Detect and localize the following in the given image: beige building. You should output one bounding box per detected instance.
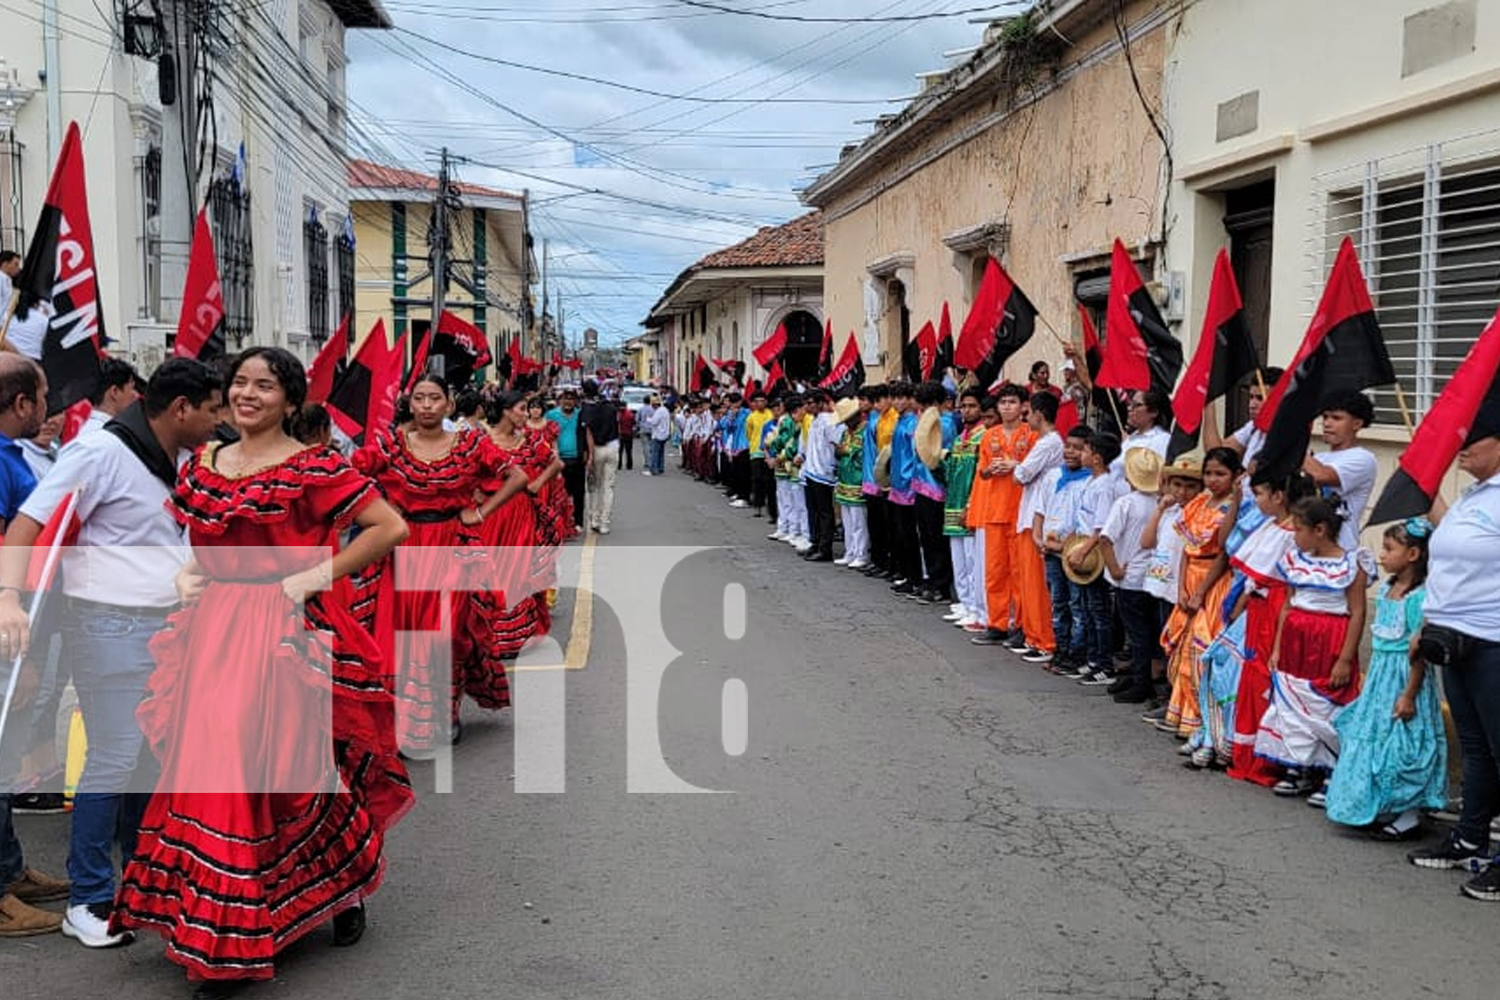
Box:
[1164,0,1500,493]
[802,0,1178,385]
[347,158,534,367]
[644,212,824,390]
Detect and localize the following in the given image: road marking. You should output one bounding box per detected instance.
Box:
[511,531,595,672]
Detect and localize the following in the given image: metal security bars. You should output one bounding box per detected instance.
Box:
[209,175,254,348]
[336,217,355,335]
[305,211,330,344]
[1310,130,1500,425]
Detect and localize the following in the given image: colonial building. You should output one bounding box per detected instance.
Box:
[347,158,534,367]
[0,1,391,369]
[643,210,824,390]
[801,0,1178,384]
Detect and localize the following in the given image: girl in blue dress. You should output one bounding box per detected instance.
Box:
[1325,518,1447,838]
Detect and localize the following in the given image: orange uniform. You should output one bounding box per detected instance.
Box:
[968,423,1037,633]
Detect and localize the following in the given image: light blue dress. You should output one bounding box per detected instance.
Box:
[1325,583,1448,826]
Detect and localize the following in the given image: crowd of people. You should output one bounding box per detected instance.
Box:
[671,363,1500,905]
[0,351,613,997]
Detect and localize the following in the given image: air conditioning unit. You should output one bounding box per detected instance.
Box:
[121,321,174,375]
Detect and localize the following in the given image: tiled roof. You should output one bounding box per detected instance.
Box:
[693,211,823,269]
[347,159,523,202]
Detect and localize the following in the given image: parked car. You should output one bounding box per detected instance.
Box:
[620,385,654,414]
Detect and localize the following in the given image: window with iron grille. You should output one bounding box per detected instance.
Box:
[1312,133,1500,425]
[0,128,22,257]
[336,219,355,334]
[304,210,329,344]
[143,145,162,320]
[208,176,253,347]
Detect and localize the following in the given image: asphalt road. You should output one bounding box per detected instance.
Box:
[6,460,1496,1000]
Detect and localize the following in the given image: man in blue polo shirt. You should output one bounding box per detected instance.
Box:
[546,389,585,530]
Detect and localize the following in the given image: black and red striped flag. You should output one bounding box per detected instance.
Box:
[819,334,866,398]
[935,301,955,378]
[753,323,787,368]
[173,206,225,362]
[1096,239,1182,396]
[815,319,834,384]
[328,320,404,443]
[955,257,1037,390]
[1254,238,1395,484]
[764,359,787,398]
[692,354,715,392]
[1368,305,1500,524]
[12,122,103,415]
[1077,303,1102,379]
[1168,249,1260,460]
[306,315,349,404]
[903,319,939,382]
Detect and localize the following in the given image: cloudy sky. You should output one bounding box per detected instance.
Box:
[346,1,1028,348]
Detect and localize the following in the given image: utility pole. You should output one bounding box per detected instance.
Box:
[157,0,200,327]
[518,187,531,365]
[557,289,564,359]
[41,0,61,162]
[540,237,549,359]
[428,147,452,373]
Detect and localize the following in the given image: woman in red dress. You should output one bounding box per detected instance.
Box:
[353,375,528,752]
[111,348,412,999]
[473,391,568,663]
[526,396,576,539]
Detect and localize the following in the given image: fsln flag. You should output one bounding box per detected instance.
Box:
[955,257,1037,390]
[14,122,104,415]
[1096,239,1183,395]
[753,323,787,368]
[764,359,787,398]
[1077,303,1102,379]
[1367,305,1500,525]
[935,301,955,377]
[819,334,866,398]
[1255,238,1395,483]
[173,207,226,362]
[306,315,349,405]
[693,354,714,392]
[815,319,833,384]
[1168,249,1260,460]
[328,320,402,443]
[903,320,939,383]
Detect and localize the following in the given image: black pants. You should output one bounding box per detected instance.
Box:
[620,435,634,470]
[1117,587,1163,692]
[866,492,890,570]
[751,460,774,513]
[562,458,586,527]
[805,480,836,558]
[915,495,952,597]
[888,500,922,585]
[731,452,752,502]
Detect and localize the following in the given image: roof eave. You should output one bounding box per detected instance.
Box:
[646,265,823,323]
[329,1,394,30]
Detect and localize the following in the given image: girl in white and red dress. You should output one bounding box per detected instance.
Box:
[1256,494,1370,799]
[352,375,528,752]
[111,348,411,999]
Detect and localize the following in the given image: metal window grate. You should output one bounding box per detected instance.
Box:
[1308,129,1500,426]
[208,176,254,348]
[305,213,330,344]
[336,222,355,335]
[0,129,22,255]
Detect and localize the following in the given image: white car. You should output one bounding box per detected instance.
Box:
[620,386,654,414]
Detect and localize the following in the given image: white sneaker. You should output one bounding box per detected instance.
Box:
[62,904,132,948]
[794,539,812,553]
[834,556,850,566]
[642,470,653,476]
[948,603,964,616]
[847,560,869,569]
[942,610,965,622]
[768,531,785,540]
[955,614,979,628]
[729,499,749,508]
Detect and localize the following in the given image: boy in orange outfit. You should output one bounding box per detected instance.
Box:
[1012,391,1065,661]
[968,383,1037,646]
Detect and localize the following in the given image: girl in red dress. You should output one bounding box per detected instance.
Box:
[527,396,576,539]
[111,348,412,999]
[474,391,567,662]
[353,375,528,752]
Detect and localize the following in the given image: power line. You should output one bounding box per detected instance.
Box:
[671,0,1026,22]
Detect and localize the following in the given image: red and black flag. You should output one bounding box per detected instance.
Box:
[764,358,787,398]
[714,358,746,386]
[328,320,404,443]
[306,315,349,405]
[1096,239,1183,395]
[935,301,955,378]
[753,323,787,369]
[1255,238,1395,483]
[1168,249,1261,460]
[692,354,715,392]
[173,206,225,362]
[1368,305,1500,524]
[1077,303,1102,379]
[955,257,1037,390]
[819,334,866,398]
[409,310,493,390]
[815,319,834,384]
[12,121,104,415]
[903,319,939,382]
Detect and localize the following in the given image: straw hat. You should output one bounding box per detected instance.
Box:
[1061,535,1106,586]
[1124,448,1163,493]
[915,407,946,469]
[874,445,892,489]
[1163,453,1204,482]
[833,397,861,425]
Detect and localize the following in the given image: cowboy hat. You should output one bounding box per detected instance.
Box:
[1163,453,1203,482]
[874,445,892,489]
[1124,448,1163,493]
[1061,535,1106,586]
[915,407,946,469]
[833,397,861,425]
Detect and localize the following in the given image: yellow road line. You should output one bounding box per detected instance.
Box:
[511,531,595,672]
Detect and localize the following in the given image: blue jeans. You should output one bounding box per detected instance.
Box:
[1044,554,1081,659]
[1443,636,1500,847]
[648,438,667,474]
[1076,579,1113,668]
[64,603,165,906]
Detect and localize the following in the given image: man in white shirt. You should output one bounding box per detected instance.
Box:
[799,391,842,562]
[0,359,224,948]
[1303,390,1378,554]
[0,251,19,313]
[74,357,142,440]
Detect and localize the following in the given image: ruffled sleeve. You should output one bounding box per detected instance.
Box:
[169,444,376,536]
[350,436,390,477]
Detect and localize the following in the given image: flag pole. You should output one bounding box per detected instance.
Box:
[1036,312,1072,351]
[1393,382,1417,437]
[0,289,18,352]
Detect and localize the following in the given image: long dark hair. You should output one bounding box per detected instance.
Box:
[229,347,306,433]
[485,390,527,425]
[1384,519,1432,588]
[1291,494,1347,542]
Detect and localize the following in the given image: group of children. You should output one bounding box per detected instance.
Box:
[680,376,1452,847]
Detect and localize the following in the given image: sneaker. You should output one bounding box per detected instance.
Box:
[1021,648,1054,664]
[1187,747,1215,769]
[598,526,611,536]
[1066,662,1096,679]
[1307,788,1328,809]
[970,629,1007,646]
[11,792,66,814]
[891,582,916,597]
[1080,669,1115,687]
[912,589,936,606]
[847,560,869,570]
[1105,675,1134,696]
[0,893,62,937]
[61,903,132,948]
[1003,631,1029,652]
[834,556,850,566]
[729,499,749,508]
[1140,705,1168,724]
[1272,774,1316,797]
[1153,718,1183,734]
[794,539,812,553]
[942,610,965,622]
[1460,863,1500,902]
[1409,832,1493,870]
[768,531,785,540]
[641,470,654,476]
[963,621,990,634]
[1176,741,1197,756]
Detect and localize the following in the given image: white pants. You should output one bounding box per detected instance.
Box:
[951,535,982,620]
[775,480,793,535]
[840,504,869,564]
[784,480,809,540]
[587,440,620,530]
[971,529,992,623]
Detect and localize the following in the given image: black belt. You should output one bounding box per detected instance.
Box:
[65,595,178,618]
[406,508,465,524]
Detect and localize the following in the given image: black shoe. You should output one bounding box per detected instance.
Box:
[860,564,882,577]
[970,629,1007,646]
[913,588,936,606]
[12,792,67,814]
[193,981,249,1000]
[890,581,914,595]
[332,904,366,947]
[805,553,834,563]
[1461,863,1500,902]
[1111,684,1154,704]
[1106,675,1135,696]
[1002,631,1028,652]
[1409,832,1493,870]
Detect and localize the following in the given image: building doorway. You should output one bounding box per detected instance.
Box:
[1223,179,1275,428]
[781,310,823,382]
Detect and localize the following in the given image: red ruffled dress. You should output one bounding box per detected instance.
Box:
[112,445,413,984]
[352,428,511,751]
